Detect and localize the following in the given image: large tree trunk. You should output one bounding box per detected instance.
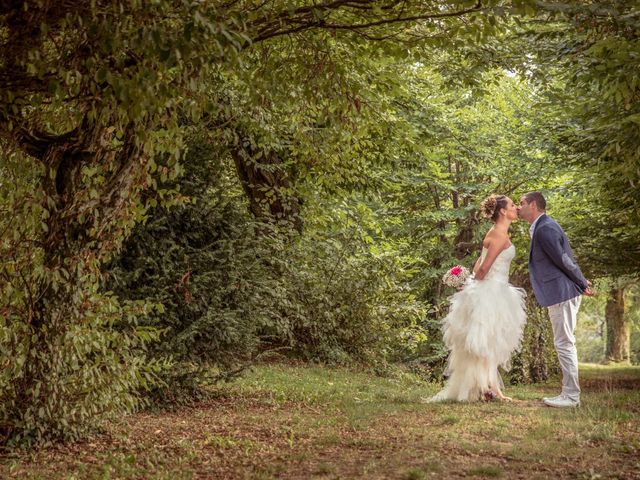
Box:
[1,118,153,445]
[16,122,147,369]
[605,286,630,363]
[22,123,146,320]
[231,132,303,233]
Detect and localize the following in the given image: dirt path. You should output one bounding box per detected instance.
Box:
[2,365,639,479]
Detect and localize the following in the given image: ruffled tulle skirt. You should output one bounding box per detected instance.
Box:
[429,277,527,402]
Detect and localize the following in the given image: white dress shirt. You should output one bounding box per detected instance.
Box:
[529,214,543,238]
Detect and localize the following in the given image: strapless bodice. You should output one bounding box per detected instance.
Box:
[480,244,515,283]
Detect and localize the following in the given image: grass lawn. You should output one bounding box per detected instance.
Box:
[1,362,639,479]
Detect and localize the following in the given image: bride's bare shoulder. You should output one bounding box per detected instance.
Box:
[482,229,510,250]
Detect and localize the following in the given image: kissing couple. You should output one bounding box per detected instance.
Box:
[428,192,594,407]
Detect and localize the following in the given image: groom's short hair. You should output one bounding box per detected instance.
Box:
[524,192,546,211]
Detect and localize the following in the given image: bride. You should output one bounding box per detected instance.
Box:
[429,194,527,402]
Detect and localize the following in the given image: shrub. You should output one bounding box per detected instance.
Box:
[107,137,428,402]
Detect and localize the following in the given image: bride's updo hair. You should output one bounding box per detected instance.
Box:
[480,194,508,222]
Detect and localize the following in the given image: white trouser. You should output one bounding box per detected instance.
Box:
[548,296,582,400]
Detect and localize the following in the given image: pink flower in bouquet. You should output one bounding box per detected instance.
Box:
[442,265,470,288]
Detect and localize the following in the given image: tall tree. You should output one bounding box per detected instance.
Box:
[0,0,520,445]
[605,284,628,363]
[498,1,640,275]
[604,278,639,364]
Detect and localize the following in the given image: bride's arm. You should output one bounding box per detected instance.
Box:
[473,237,509,280]
[472,256,482,275]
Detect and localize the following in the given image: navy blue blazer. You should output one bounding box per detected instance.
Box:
[528,214,588,307]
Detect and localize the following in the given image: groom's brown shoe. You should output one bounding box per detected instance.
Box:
[543,395,580,408]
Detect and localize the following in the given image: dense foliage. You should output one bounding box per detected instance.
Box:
[0,148,162,446]
[106,133,427,400]
[2,1,639,447]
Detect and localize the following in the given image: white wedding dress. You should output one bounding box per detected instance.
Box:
[430,244,527,402]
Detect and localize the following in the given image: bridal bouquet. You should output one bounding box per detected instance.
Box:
[442,265,470,288]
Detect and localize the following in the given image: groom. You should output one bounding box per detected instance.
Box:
[518,192,594,408]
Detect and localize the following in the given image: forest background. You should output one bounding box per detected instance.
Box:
[1,0,639,449]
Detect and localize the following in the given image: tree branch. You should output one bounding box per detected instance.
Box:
[11,127,79,161]
[252,1,483,43]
